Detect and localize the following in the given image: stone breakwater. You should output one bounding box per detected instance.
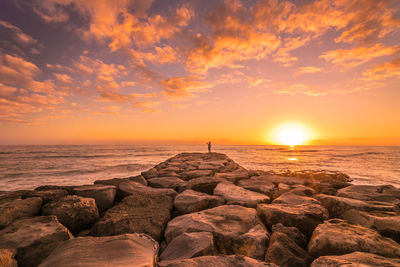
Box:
[0,152,400,267]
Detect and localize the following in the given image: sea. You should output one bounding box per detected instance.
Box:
[0,145,399,191]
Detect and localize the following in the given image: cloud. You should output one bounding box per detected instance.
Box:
[320,44,400,68]
[275,83,327,96]
[54,73,73,84]
[0,20,38,46]
[296,66,323,75]
[159,75,214,98]
[362,58,400,81]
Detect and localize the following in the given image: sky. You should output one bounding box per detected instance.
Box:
[0,0,399,145]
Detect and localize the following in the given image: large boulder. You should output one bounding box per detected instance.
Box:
[337,184,400,202]
[238,176,276,196]
[0,216,73,267]
[117,181,177,200]
[308,219,400,258]
[0,197,42,228]
[89,182,175,241]
[160,232,214,261]
[183,177,226,194]
[158,255,278,267]
[24,189,68,204]
[314,194,370,218]
[174,189,223,214]
[310,252,400,266]
[39,233,158,267]
[148,177,186,192]
[179,170,213,181]
[214,169,250,183]
[266,224,311,267]
[214,182,270,208]
[165,205,269,260]
[272,192,320,206]
[72,184,116,212]
[0,249,17,267]
[257,203,328,237]
[341,209,400,243]
[94,175,148,186]
[41,195,99,234]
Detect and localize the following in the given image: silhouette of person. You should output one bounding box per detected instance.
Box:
[207,141,211,152]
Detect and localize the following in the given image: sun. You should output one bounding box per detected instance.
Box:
[271,123,311,146]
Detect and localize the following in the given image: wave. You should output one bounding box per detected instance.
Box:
[335,152,384,158]
[280,149,319,153]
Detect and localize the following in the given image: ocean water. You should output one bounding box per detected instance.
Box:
[0,145,399,191]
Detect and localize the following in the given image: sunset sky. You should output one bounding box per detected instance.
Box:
[0,0,399,145]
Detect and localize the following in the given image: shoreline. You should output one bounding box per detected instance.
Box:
[1,152,400,266]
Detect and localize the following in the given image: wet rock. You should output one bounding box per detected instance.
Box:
[257,203,328,237]
[39,233,158,267]
[160,232,214,261]
[0,191,27,205]
[148,177,186,191]
[179,170,213,181]
[35,185,75,194]
[341,209,400,243]
[24,189,68,204]
[310,252,400,267]
[0,197,42,228]
[89,182,175,241]
[214,182,270,208]
[72,184,116,212]
[266,224,311,267]
[272,192,321,206]
[0,216,73,267]
[214,169,250,183]
[337,184,400,202]
[313,180,352,195]
[117,181,177,200]
[158,255,278,267]
[287,184,317,196]
[0,249,17,267]
[238,176,276,196]
[314,194,370,218]
[41,195,99,234]
[308,219,400,258]
[174,189,223,214]
[94,175,148,186]
[165,205,268,260]
[183,177,226,194]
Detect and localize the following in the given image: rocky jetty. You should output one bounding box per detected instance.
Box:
[0,152,399,266]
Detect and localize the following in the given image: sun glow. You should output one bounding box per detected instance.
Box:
[271,123,312,146]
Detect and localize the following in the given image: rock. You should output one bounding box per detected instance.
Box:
[39,233,158,267]
[24,189,68,204]
[158,255,278,267]
[41,195,99,234]
[183,177,226,194]
[341,209,400,243]
[337,184,400,202]
[89,182,175,241]
[0,249,17,267]
[0,216,73,267]
[310,252,400,267]
[266,225,311,267]
[238,176,276,196]
[174,189,223,214]
[164,205,268,260]
[287,184,317,196]
[148,177,186,191]
[0,191,27,205]
[0,197,42,228]
[72,184,116,212]
[35,185,75,194]
[160,232,214,261]
[308,219,400,258]
[271,223,307,248]
[257,203,328,237]
[272,192,321,206]
[94,175,148,186]
[214,182,270,208]
[313,180,352,195]
[314,194,370,218]
[179,170,213,181]
[117,181,177,200]
[214,169,250,183]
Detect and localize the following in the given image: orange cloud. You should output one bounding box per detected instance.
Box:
[0,20,38,46]
[159,75,214,98]
[296,66,323,75]
[362,58,400,81]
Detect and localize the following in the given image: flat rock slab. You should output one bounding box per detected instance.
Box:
[158,255,278,267]
[0,216,73,267]
[0,197,42,228]
[89,182,175,241]
[160,232,214,261]
[24,189,68,204]
[174,189,223,214]
[257,203,328,237]
[238,176,276,196]
[0,249,17,267]
[337,184,400,202]
[272,192,320,206]
[308,219,400,258]
[165,205,269,260]
[118,181,177,200]
[314,193,370,218]
[39,233,158,267]
[183,177,226,194]
[94,175,148,186]
[179,170,213,181]
[311,252,400,267]
[72,184,116,212]
[42,195,99,234]
[148,177,186,192]
[214,182,270,208]
[214,169,250,183]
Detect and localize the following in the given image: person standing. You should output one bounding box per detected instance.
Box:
[207,141,211,152]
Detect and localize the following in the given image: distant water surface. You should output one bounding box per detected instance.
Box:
[0,145,399,191]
